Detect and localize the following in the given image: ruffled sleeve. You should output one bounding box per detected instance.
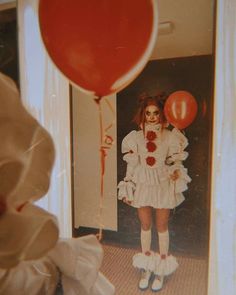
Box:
[118,131,139,202]
[166,128,191,193]
[167,128,189,163]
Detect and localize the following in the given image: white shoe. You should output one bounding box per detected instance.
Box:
[151,275,164,292]
[138,270,152,290]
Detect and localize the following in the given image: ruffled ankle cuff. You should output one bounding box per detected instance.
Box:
[132,252,178,276]
[153,253,178,276]
[132,251,156,271]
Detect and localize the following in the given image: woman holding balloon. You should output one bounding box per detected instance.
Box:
[118,92,192,291]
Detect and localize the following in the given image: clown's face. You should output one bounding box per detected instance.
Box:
[145,105,160,125]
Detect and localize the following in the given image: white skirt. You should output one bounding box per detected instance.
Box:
[118,164,190,209]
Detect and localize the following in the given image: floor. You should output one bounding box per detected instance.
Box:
[100,244,208,295]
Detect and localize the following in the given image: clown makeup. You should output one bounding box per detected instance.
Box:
[145,105,160,125]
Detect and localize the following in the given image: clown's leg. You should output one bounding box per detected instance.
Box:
[138,229,152,290]
[152,209,170,292]
[136,207,153,290]
[152,230,169,291]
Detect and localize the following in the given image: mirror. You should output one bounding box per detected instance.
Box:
[72,1,215,294]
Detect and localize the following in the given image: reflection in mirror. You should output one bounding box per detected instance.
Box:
[72,1,215,294]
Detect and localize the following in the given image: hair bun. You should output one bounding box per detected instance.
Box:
[137,91,168,108]
[155,92,168,107]
[138,92,150,105]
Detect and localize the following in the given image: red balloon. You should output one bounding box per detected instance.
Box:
[164,91,198,129]
[38,0,158,97]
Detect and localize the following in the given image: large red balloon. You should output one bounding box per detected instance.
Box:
[38,0,158,97]
[164,91,198,129]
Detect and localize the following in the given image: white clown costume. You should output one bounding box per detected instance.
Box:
[0,72,115,295]
[118,123,191,279]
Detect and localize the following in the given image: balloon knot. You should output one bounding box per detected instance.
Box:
[94,97,102,104]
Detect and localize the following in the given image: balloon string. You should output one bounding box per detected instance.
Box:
[94,96,115,241]
[97,97,104,242]
[104,97,115,133]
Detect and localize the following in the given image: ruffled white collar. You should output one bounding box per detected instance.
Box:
[145,123,162,133]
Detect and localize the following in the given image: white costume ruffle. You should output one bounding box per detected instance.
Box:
[0,204,59,269]
[152,253,178,276]
[0,72,115,295]
[0,72,58,269]
[132,251,156,271]
[48,235,115,295]
[117,180,135,202]
[133,252,178,276]
[118,126,191,209]
[0,257,59,295]
[0,235,115,295]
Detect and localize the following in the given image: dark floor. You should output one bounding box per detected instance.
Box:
[74,201,209,258]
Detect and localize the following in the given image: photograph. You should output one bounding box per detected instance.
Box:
[0,0,235,294]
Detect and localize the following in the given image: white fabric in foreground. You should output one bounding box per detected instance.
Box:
[49,235,115,295]
[0,235,115,295]
[0,72,55,206]
[0,72,115,294]
[0,257,59,295]
[0,72,58,268]
[0,204,58,269]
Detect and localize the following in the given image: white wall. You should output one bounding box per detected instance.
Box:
[208,0,236,294]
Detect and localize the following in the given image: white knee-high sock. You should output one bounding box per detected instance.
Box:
[158,230,169,257]
[141,229,151,253]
